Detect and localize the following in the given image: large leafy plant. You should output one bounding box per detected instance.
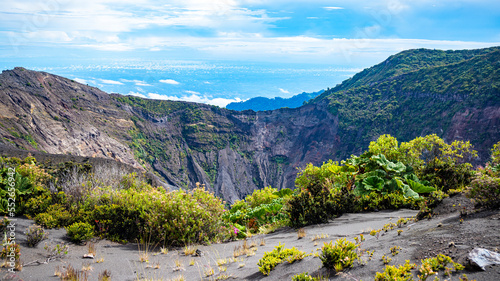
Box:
[0,168,35,214]
[224,187,292,233]
[348,153,435,199]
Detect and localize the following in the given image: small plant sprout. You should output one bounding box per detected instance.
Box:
[298,228,306,239]
[54,266,62,277]
[370,229,381,239]
[390,246,401,256]
[216,258,228,266]
[154,261,160,269]
[98,269,112,281]
[249,240,258,248]
[259,238,266,246]
[189,258,195,266]
[382,255,392,264]
[87,241,96,257]
[81,262,93,272]
[238,260,246,268]
[168,275,186,281]
[160,247,169,255]
[183,244,197,256]
[173,258,184,271]
[218,265,227,272]
[397,230,403,236]
[204,265,215,277]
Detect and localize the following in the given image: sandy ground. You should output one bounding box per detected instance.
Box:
[2,194,499,281]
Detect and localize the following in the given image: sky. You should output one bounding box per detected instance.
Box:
[1,0,499,106]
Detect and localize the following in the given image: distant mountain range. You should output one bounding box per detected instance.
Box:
[0,47,499,202]
[226,90,324,111]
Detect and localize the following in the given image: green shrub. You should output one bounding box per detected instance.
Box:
[245,186,279,208]
[420,158,473,193]
[374,260,416,281]
[287,174,337,227]
[292,272,321,281]
[81,183,230,245]
[25,225,48,247]
[257,243,308,275]
[87,203,143,241]
[419,254,464,281]
[33,213,58,228]
[33,204,71,228]
[319,238,358,272]
[23,189,52,217]
[467,170,500,209]
[354,191,421,212]
[66,222,94,243]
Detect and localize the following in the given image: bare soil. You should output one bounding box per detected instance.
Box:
[2,194,499,281]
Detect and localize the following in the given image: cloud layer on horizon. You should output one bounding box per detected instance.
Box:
[1,0,499,64]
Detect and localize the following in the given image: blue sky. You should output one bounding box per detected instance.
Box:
[1,0,500,106]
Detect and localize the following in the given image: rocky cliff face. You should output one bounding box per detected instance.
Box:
[1,46,499,203]
[0,67,341,202]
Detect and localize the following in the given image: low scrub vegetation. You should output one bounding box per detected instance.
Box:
[0,134,494,254]
[257,243,308,275]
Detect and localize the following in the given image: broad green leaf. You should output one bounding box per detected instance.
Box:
[404,174,420,183]
[372,154,406,173]
[407,179,436,194]
[362,176,385,191]
[402,185,420,199]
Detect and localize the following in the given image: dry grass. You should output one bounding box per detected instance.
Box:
[81,263,93,272]
[311,233,329,241]
[168,276,185,281]
[216,258,228,266]
[60,264,89,281]
[218,265,227,272]
[160,247,169,255]
[204,265,215,277]
[297,228,306,239]
[173,258,184,272]
[54,266,62,277]
[98,269,111,281]
[238,258,246,268]
[183,245,197,256]
[233,240,258,258]
[87,242,96,256]
[259,238,266,246]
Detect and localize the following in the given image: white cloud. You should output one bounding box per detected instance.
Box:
[73,78,87,84]
[160,79,180,85]
[128,91,148,98]
[324,7,344,10]
[120,79,151,86]
[279,88,290,94]
[147,92,244,107]
[99,78,124,85]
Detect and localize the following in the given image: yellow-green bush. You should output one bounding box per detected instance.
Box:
[374,260,416,281]
[79,182,230,245]
[319,238,358,272]
[257,243,308,275]
[66,222,94,243]
[33,204,71,228]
